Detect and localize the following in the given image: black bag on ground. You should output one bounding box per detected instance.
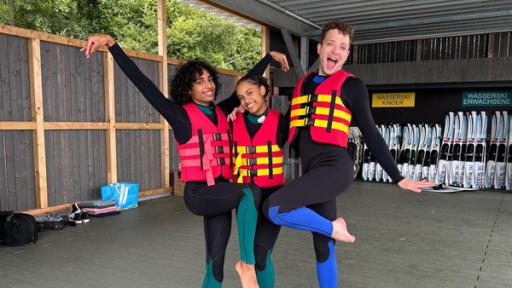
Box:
[0,212,39,246]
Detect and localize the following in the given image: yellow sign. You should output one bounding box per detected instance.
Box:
[372,92,415,108]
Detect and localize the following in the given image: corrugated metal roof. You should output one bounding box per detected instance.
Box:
[264,0,512,43]
[178,0,262,31]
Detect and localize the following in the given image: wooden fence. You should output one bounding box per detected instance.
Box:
[0,24,243,214]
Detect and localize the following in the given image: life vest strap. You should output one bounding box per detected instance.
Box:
[236,167,284,183]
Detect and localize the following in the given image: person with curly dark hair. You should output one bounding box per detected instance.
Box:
[170,60,221,105]
[82,34,289,288]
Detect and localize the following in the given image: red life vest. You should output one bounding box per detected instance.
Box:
[232,109,285,188]
[288,69,353,148]
[177,103,232,186]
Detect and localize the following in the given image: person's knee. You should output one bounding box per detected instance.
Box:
[313,236,334,263]
[267,205,282,225]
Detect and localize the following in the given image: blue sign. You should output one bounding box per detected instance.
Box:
[462,91,511,107]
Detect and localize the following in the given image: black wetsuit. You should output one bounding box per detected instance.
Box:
[109,43,273,286]
[263,73,404,288]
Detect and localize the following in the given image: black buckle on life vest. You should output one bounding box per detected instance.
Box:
[248,158,257,165]
[246,146,256,154]
[304,117,314,126]
[305,106,316,116]
[214,133,223,141]
[218,158,225,165]
[249,169,258,177]
[307,94,319,103]
[216,146,224,153]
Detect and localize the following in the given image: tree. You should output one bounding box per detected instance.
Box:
[0,0,261,71]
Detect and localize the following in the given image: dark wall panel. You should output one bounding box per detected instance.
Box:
[369,88,511,125]
[116,130,161,191]
[45,130,106,206]
[0,35,31,121]
[115,58,160,123]
[41,42,105,122]
[0,131,35,211]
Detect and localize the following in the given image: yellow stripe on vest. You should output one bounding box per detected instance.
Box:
[236,167,284,183]
[291,106,351,122]
[233,145,282,174]
[290,119,349,132]
[235,144,281,154]
[291,94,344,106]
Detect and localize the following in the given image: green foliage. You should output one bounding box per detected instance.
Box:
[0,0,261,71]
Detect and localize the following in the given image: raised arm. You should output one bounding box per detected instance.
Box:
[218,51,290,115]
[342,78,434,192]
[82,35,192,143]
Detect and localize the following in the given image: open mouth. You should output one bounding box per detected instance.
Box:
[326,56,338,69]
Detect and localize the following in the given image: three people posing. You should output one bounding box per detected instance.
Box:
[82,19,433,288]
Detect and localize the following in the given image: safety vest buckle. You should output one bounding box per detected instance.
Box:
[247,146,256,154]
[249,169,258,177]
[306,106,316,116]
[248,158,257,165]
[214,133,223,141]
[216,146,224,153]
[307,94,318,103]
[304,118,314,126]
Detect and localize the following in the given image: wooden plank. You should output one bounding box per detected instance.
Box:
[138,187,171,198]
[24,186,170,215]
[44,122,109,130]
[216,67,244,77]
[28,38,48,209]
[0,121,36,130]
[104,53,117,183]
[114,123,164,130]
[261,25,270,79]
[158,0,170,188]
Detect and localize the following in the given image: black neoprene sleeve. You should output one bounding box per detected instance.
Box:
[342,77,404,183]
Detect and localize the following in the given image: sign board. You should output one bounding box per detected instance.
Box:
[372,92,415,108]
[462,91,511,107]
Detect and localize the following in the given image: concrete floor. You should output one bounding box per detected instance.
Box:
[1,182,511,288]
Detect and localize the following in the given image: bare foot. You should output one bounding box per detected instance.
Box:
[235,260,259,288]
[331,217,356,243]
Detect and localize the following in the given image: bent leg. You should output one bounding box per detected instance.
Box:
[263,164,353,238]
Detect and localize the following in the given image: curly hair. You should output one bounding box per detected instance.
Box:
[170,60,220,105]
[236,74,270,98]
[320,21,354,44]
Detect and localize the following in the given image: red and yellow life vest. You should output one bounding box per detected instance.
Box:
[177,103,232,186]
[288,69,353,148]
[232,109,285,188]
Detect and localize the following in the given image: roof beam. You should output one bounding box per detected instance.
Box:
[281,29,305,77]
[205,0,317,34]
